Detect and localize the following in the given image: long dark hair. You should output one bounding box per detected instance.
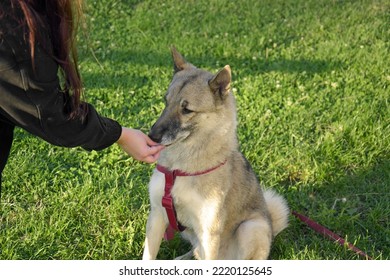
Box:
[10,0,87,119]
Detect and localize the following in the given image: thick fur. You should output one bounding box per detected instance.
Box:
[142,47,289,260]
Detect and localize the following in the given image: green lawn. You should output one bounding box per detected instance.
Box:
[1,0,389,260]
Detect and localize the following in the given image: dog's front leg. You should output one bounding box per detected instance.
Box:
[196,232,221,260]
[193,202,223,260]
[142,208,167,260]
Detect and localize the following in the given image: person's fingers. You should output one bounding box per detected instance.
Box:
[117,127,165,163]
[143,155,158,164]
[141,145,164,163]
[142,150,163,163]
[149,144,165,154]
[144,133,160,146]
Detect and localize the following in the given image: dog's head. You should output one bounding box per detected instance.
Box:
[149,47,236,148]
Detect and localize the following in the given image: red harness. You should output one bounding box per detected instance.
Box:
[156,160,227,240]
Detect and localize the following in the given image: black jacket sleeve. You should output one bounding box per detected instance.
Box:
[0,8,122,151]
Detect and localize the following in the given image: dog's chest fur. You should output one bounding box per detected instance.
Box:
[148,169,223,235]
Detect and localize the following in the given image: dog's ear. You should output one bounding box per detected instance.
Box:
[171,46,194,73]
[209,65,231,99]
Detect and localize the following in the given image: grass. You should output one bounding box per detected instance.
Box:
[1,0,389,260]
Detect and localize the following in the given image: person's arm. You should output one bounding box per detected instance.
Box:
[0,21,163,162]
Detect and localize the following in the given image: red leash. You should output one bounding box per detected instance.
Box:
[156,160,227,240]
[292,211,372,259]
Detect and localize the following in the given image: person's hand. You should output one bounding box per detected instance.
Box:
[116,127,165,163]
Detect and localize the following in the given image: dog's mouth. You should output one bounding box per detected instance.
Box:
[160,142,173,147]
[161,133,190,147]
[150,130,191,148]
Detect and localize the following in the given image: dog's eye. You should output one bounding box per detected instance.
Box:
[182,107,194,115]
[181,100,194,115]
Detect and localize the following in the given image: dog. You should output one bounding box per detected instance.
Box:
[142,47,289,260]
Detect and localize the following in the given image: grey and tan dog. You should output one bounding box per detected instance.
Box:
[142,48,289,260]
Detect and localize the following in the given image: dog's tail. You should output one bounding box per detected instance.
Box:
[263,189,289,237]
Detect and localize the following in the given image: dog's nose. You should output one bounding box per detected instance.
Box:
[148,133,161,143]
[148,126,162,143]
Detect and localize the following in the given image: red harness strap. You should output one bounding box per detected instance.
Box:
[156,160,227,240]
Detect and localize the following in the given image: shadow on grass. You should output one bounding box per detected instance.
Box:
[274,158,390,260]
[81,48,344,88]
